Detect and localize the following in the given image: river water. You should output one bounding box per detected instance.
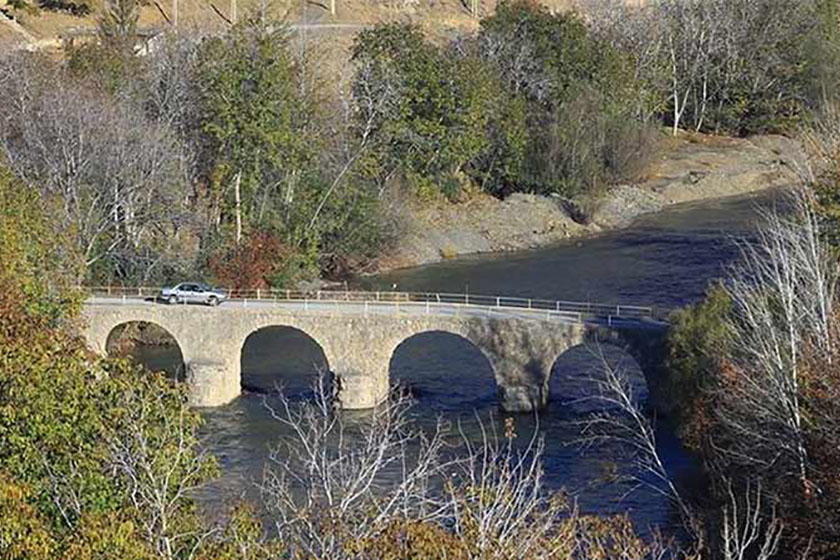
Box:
[129,189,784,535]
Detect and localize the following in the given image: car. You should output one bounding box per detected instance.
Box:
[160,283,227,306]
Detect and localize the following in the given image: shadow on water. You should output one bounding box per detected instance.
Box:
[238,326,328,398]
[106,321,185,381]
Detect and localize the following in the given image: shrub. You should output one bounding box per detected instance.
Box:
[207,231,297,291]
[475,0,657,197]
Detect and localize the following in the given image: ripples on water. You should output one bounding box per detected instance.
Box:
[128,190,786,536]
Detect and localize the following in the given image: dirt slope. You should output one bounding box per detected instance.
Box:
[383,133,807,271]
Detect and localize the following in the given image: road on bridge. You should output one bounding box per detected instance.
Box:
[85,295,667,330]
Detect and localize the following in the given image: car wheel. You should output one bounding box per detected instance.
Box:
[168,295,177,305]
[208,296,219,307]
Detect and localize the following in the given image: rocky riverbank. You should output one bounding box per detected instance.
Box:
[380,133,806,271]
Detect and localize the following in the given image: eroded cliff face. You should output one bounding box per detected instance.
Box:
[382,133,806,271]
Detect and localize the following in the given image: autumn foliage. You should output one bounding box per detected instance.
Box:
[208,231,293,292]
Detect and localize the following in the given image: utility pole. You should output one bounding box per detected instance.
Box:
[230,0,237,24]
[172,0,178,27]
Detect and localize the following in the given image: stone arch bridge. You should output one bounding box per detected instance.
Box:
[81,292,667,412]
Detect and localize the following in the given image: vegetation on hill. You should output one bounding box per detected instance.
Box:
[662,113,840,556]
[0,168,217,558]
[2,0,838,287]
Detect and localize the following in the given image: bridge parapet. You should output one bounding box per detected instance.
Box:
[82,287,662,326]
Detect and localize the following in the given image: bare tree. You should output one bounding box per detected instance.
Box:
[573,343,701,544]
[259,375,452,559]
[447,416,573,559]
[581,0,827,134]
[718,191,838,494]
[107,388,217,560]
[0,54,190,281]
[305,58,400,233]
[579,0,668,123]
[720,480,783,560]
[257,371,680,559]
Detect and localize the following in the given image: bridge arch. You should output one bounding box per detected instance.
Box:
[389,330,499,411]
[546,326,668,413]
[105,321,185,381]
[239,325,330,397]
[549,341,648,414]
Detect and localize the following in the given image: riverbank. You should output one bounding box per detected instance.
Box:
[379,133,806,271]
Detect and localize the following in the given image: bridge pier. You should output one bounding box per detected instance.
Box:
[186,360,239,407]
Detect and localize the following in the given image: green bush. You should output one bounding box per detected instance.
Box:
[664,284,732,431]
[351,23,491,197]
[477,1,658,197]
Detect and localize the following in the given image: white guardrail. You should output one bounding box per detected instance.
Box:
[82,287,664,327]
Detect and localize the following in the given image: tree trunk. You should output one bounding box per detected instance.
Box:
[234,171,242,245]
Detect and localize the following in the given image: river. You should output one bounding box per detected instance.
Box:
[129,188,785,536]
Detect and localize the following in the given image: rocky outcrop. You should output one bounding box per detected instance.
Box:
[383,133,806,270]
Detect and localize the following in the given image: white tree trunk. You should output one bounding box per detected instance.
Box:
[234,171,242,245]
